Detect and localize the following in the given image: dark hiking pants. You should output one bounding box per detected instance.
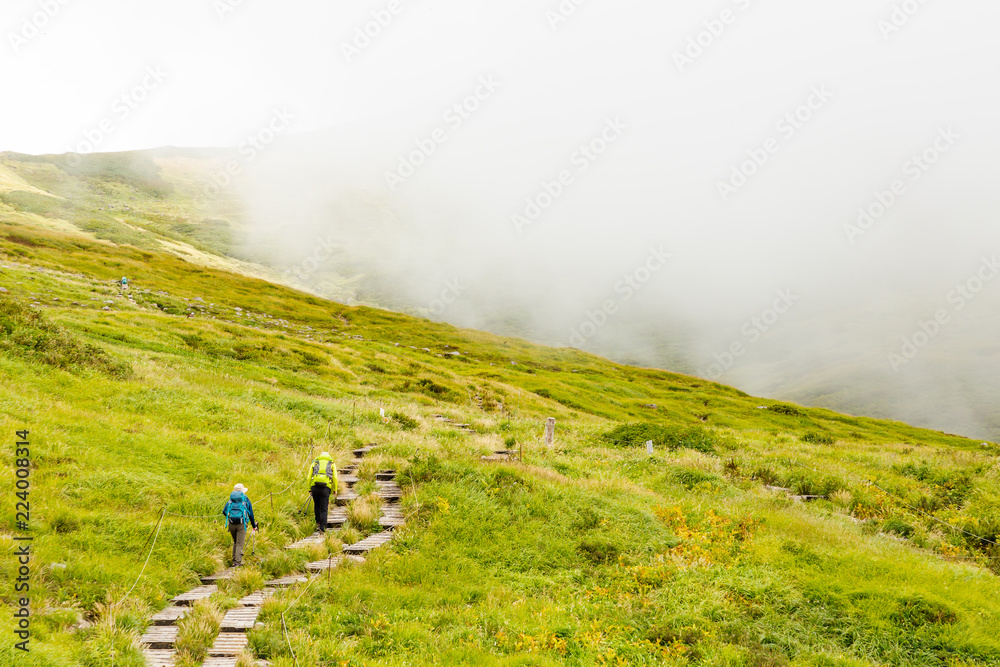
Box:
[311,483,332,532]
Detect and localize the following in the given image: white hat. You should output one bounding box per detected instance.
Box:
[234,483,249,494]
[321,451,330,458]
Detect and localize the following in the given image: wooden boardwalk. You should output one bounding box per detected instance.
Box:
[239,588,276,606]
[171,584,217,605]
[207,631,249,656]
[149,606,189,626]
[139,625,178,649]
[143,649,176,667]
[200,567,237,584]
[343,530,396,555]
[142,442,410,666]
[220,606,261,631]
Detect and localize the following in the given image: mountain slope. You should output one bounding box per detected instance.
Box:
[0,221,998,666]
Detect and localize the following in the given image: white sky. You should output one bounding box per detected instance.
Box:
[5,0,1000,436]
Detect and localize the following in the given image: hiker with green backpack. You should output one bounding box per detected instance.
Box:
[222,483,258,568]
[308,451,338,533]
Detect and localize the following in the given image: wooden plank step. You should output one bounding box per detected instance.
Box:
[220,606,261,631]
[150,606,189,626]
[340,475,359,486]
[352,446,376,458]
[286,532,326,549]
[140,625,179,648]
[208,632,249,656]
[265,574,308,587]
[304,554,366,572]
[143,648,176,666]
[343,531,395,555]
[239,588,277,606]
[200,567,237,584]
[171,585,217,606]
[375,470,396,481]
[335,490,358,505]
[202,658,238,667]
[379,516,406,528]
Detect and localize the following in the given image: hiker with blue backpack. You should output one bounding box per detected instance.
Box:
[222,483,258,567]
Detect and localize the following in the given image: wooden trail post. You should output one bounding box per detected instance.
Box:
[544,418,556,447]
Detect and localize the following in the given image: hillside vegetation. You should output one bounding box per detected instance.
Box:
[0,221,999,666]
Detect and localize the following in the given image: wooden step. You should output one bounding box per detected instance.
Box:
[340,475,359,486]
[149,606,189,626]
[140,625,179,649]
[343,531,395,555]
[202,658,238,667]
[352,446,377,458]
[265,574,308,587]
[335,490,358,505]
[375,470,396,481]
[143,648,176,666]
[171,584,217,606]
[304,554,364,571]
[208,632,249,656]
[378,516,406,528]
[220,606,261,631]
[200,567,237,584]
[239,588,276,606]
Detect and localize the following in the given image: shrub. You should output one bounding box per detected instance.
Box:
[802,432,835,445]
[391,411,418,430]
[600,422,716,454]
[882,517,915,538]
[891,594,957,627]
[0,295,133,378]
[768,403,804,417]
[578,537,620,564]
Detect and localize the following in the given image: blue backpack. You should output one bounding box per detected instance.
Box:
[225,491,248,525]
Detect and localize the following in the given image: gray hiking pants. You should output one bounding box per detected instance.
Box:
[229,521,246,566]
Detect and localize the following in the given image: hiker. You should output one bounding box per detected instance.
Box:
[119,276,129,291]
[308,451,338,533]
[222,483,257,567]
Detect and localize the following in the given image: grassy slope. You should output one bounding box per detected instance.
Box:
[0,222,997,666]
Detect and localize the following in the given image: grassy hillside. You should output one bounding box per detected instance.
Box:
[0,221,999,666]
[3,148,999,445]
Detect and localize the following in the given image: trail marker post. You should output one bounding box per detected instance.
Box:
[544,418,556,447]
[646,440,654,455]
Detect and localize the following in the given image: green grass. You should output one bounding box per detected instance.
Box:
[0,222,998,665]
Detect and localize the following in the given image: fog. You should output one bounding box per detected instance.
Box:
[7,0,1000,438]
